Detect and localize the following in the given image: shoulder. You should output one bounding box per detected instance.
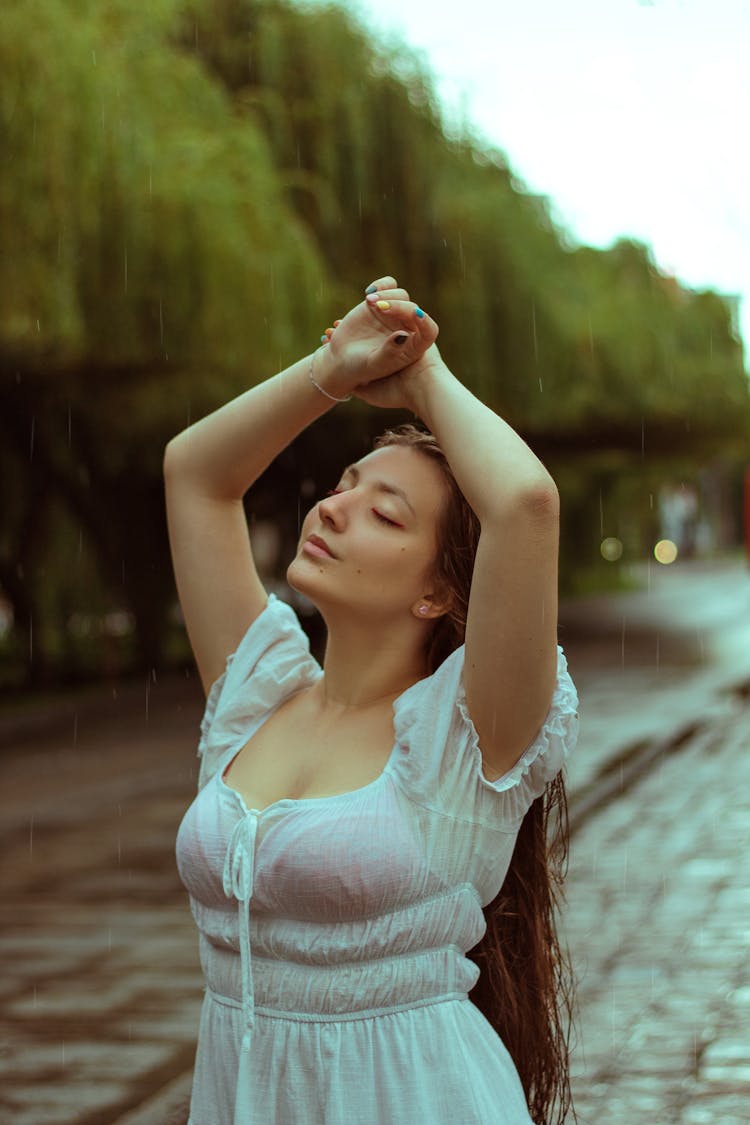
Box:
[196,594,322,787]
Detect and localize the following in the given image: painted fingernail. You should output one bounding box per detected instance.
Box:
[365,284,377,294]
[415,307,425,318]
[394,333,409,345]
[320,334,328,343]
[366,292,379,303]
[376,300,391,311]
[333,319,341,327]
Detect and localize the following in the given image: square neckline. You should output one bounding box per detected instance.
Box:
[217,674,427,817]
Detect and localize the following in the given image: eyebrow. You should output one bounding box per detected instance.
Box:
[340,464,417,518]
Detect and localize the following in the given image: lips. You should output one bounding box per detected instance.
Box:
[305,534,336,559]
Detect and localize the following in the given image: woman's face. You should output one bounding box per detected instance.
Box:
[287,445,447,621]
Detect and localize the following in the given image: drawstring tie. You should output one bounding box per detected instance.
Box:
[222,812,258,1053]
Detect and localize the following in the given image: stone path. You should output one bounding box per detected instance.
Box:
[561,693,750,1124]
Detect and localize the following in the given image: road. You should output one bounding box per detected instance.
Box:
[0,556,748,1123]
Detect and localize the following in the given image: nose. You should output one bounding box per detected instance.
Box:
[317,491,347,529]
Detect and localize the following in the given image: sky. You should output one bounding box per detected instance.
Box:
[342,0,750,354]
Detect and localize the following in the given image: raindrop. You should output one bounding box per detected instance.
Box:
[531,301,539,367]
[620,616,626,669]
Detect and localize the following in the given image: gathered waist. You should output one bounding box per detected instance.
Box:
[201,940,480,1018]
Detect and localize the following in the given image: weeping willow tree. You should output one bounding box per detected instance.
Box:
[0,0,327,686]
[1,0,747,688]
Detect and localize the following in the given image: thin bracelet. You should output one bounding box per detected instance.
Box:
[309,347,352,403]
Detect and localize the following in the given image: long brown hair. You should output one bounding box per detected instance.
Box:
[374,423,578,1125]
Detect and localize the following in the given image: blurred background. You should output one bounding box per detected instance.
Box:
[1,1,749,1122]
[1,0,748,690]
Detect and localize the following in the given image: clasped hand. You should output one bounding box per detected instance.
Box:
[316,275,441,411]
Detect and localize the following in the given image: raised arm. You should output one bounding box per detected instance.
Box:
[354,279,560,780]
[408,355,559,780]
[163,286,435,696]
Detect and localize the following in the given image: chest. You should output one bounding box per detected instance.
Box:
[222,691,398,812]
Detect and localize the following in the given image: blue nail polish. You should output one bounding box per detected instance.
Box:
[415,307,425,318]
[365,284,377,295]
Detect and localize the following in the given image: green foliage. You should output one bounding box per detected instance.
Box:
[0,0,748,690]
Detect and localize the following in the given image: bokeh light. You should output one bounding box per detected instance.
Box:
[600,537,623,562]
[654,539,678,565]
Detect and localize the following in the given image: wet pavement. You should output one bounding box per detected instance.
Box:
[1,556,749,1124]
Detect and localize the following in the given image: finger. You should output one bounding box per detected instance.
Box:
[365,287,410,305]
[389,330,414,351]
[365,275,398,294]
[365,298,438,340]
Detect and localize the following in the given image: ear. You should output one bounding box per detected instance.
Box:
[411,592,453,622]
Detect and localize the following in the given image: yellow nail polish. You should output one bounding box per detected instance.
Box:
[376,300,391,311]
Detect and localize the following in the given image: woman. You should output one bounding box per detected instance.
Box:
[165,276,580,1124]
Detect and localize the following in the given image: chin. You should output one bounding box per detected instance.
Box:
[286,557,350,617]
[286,555,326,599]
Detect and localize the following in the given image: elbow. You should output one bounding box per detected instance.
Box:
[163,437,187,480]
[518,476,560,523]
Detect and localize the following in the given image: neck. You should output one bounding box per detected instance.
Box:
[311,608,429,714]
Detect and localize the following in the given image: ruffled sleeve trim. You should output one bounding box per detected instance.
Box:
[198,650,237,759]
[457,644,580,820]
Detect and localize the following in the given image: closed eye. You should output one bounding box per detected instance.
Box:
[372,509,402,527]
[325,489,402,528]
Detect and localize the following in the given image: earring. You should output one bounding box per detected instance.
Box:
[418,605,429,616]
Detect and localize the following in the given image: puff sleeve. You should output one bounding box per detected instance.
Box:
[195,594,322,791]
[393,642,579,827]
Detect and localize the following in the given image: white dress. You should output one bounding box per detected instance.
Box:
[175,595,579,1124]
